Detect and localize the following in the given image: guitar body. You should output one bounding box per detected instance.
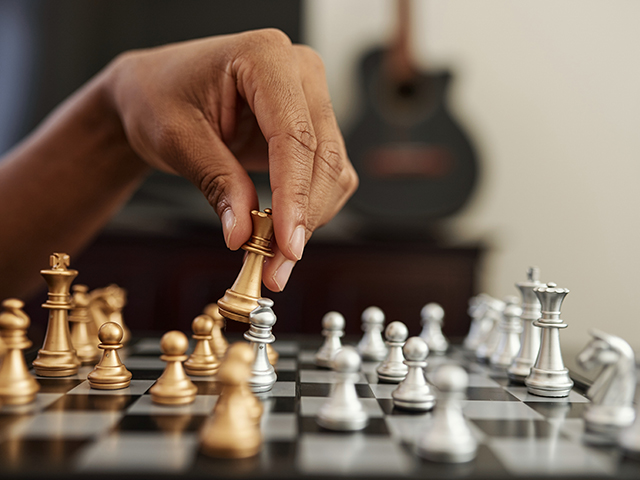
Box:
[345,48,479,223]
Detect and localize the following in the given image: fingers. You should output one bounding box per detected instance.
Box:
[231,29,316,264]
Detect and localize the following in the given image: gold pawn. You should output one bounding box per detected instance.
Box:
[69,285,100,364]
[0,299,40,405]
[199,342,262,458]
[184,315,220,376]
[222,343,263,425]
[150,331,197,405]
[32,253,80,377]
[88,322,132,389]
[204,304,229,360]
[217,209,275,323]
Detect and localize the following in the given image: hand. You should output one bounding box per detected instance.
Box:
[104,29,358,291]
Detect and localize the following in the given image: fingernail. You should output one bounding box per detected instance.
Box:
[273,260,295,291]
[289,225,306,260]
[221,209,236,248]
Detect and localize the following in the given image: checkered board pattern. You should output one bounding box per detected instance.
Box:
[1,338,640,479]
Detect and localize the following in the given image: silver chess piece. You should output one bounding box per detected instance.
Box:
[463,294,490,351]
[357,306,388,361]
[508,267,543,383]
[525,283,573,397]
[489,300,523,370]
[419,303,449,355]
[315,311,345,368]
[577,329,636,442]
[619,360,640,459]
[316,346,368,431]
[244,298,277,393]
[392,337,435,411]
[476,296,512,362]
[416,364,477,463]
[377,321,409,383]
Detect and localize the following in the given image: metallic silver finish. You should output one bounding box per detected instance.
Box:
[475,296,511,362]
[392,337,435,411]
[463,294,490,351]
[577,329,636,442]
[316,346,368,431]
[619,361,640,459]
[489,300,523,370]
[357,306,388,361]
[376,321,409,383]
[315,311,345,368]
[416,364,477,463]
[508,267,543,383]
[524,283,573,397]
[419,303,449,355]
[244,298,277,393]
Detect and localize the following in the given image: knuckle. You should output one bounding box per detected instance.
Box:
[245,28,292,52]
[316,141,345,182]
[200,171,232,213]
[285,117,318,154]
[295,45,325,72]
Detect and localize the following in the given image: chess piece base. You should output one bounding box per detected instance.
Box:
[249,368,277,393]
[393,397,436,412]
[150,379,197,405]
[585,405,635,442]
[218,290,256,324]
[417,446,477,464]
[316,409,368,431]
[200,435,262,459]
[507,358,534,384]
[184,364,219,377]
[376,363,409,383]
[88,365,132,390]
[525,367,573,397]
[33,348,80,377]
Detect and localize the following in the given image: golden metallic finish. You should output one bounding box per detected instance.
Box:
[267,344,279,366]
[32,253,81,377]
[218,209,274,323]
[224,342,263,425]
[150,331,197,405]
[89,284,131,345]
[199,343,262,458]
[204,304,229,360]
[184,315,220,376]
[0,299,40,405]
[69,284,100,365]
[88,322,132,389]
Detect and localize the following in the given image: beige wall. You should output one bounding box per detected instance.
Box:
[304,0,640,354]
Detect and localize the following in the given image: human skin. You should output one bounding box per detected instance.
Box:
[0,29,358,298]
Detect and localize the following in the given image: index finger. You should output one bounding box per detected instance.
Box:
[231,29,316,262]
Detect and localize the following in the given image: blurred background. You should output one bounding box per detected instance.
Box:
[1,0,639,360]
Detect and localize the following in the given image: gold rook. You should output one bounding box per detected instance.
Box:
[218,209,274,323]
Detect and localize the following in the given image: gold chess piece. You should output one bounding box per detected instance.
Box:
[200,342,262,458]
[88,322,132,389]
[184,315,220,376]
[204,303,229,360]
[218,209,275,323]
[89,284,131,345]
[267,344,279,366]
[150,331,197,405]
[222,342,263,425]
[69,285,100,365]
[32,253,81,377]
[0,299,40,405]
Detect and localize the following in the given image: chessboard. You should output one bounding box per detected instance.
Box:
[2,337,640,480]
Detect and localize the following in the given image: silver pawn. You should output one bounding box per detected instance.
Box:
[476,296,511,362]
[377,321,409,383]
[619,360,640,459]
[316,346,368,431]
[357,306,388,361]
[463,294,490,351]
[392,337,435,411]
[315,311,345,368]
[419,303,449,355]
[489,300,523,370]
[508,267,543,383]
[525,283,573,397]
[417,364,477,463]
[244,298,277,393]
[577,329,636,442]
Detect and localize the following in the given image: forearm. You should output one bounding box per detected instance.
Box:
[0,67,149,299]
